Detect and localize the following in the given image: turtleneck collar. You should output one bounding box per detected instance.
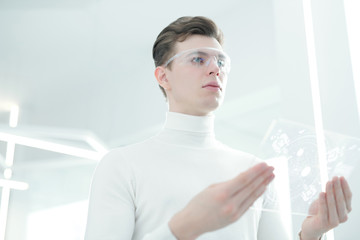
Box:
[164,111,215,133]
[155,111,218,148]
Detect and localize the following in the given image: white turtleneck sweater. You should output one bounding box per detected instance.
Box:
[85,112,289,240]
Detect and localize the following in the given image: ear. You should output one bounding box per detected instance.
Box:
[154,66,171,90]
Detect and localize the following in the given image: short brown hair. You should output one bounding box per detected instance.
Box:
[152,16,224,98]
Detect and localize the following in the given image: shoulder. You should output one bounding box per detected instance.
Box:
[93,148,130,181]
[98,147,126,166]
[96,136,158,169]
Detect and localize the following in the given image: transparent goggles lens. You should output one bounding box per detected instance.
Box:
[164,47,231,74]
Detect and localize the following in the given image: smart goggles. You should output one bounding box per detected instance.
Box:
[164,47,231,74]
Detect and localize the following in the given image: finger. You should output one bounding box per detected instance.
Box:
[228,162,271,195]
[340,176,352,213]
[231,166,274,198]
[233,170,274,209]
[333,176,348,222]
[326,181,339,227]
[236,177,271,216]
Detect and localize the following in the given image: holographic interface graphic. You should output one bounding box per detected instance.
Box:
[257,119,360,216]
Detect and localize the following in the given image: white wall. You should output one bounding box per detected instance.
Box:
[0,0,359,239]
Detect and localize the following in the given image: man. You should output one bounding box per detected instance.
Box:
[85,16,352,240]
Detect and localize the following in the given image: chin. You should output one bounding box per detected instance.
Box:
[202,99,222,113]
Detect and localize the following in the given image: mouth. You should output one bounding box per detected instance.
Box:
[202,82,222,91]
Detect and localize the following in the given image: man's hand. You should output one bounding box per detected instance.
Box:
[300,176,352,240]
[169,162,275,240]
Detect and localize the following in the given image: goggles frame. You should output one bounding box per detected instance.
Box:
[164,47,231,74]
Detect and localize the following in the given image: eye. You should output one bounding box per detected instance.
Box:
[191,57,206,64]
[217,59,226,68]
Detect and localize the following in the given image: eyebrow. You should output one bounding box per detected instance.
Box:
[186,50,226,59]
[185,51,209,57]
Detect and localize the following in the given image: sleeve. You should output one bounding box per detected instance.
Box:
[297,231,325,240]
[84,149,177,240]
[85,149,136,239]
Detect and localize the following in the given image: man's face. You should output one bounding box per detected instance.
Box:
[162,35,229,116]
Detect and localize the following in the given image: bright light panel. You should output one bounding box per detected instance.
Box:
[343,0,360,124]
[302,0,332,238]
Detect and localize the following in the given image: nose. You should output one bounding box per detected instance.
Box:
[206,57,220,76]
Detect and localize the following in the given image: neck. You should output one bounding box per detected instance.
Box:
[155,111,217,148]
[165,111,215,132]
